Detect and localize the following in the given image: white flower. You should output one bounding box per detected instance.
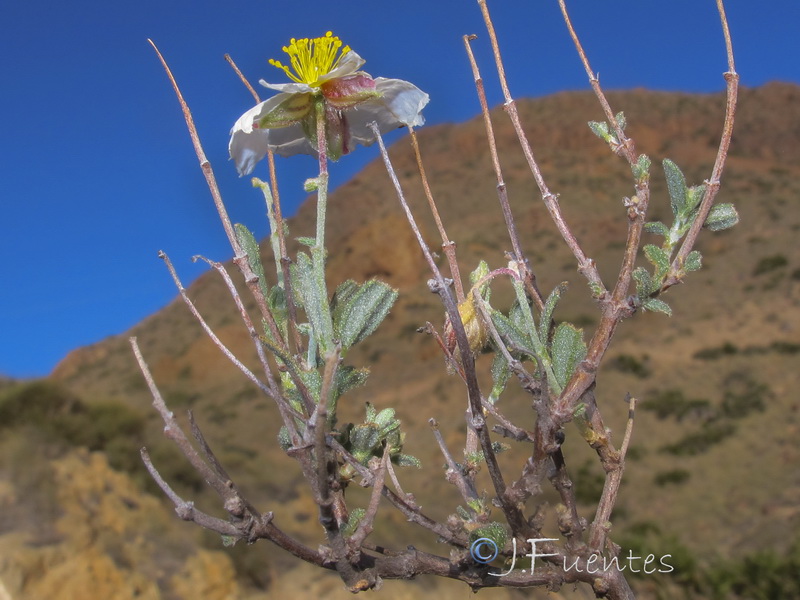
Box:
[229,32,429,175]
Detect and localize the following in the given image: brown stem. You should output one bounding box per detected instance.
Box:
[194,255,303,433]
[140,446,324,564]
[348,445,390,551]
[429,418,479,505]
[150,41,292,368]
[462,34,544,312]
[157,252,278,401]
[666,0,738,284]
[223,52,304,356]
[473,3,607,296]
[370,121,531,540]
[409,127,465,302]
[588,397,637,551]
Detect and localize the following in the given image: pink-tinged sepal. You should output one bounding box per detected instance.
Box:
[322,74,379,110]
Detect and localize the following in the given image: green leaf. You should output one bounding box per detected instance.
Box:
[374,407,396,429]
[633,267,655,296]
[704,203,739,231]
[234,224,270,300]
[588,120,611,142]
[277,425,292,451]
[615,111,627,131]
[333,280,398,349]
[551,323,587,389]
[331,280,359,325]
[642,298,672,316]
[291,252,334,351]
[341,508,366,537]
[334,366,369,401]
[684,250,702,272]
[470,522,508,551]
[469,260,491,302]
[393,453,422,468]
[488,351,510,404]
[296,236,317,248]
[539,282,568,344]
[350,424,382,458]
[470,260,490,286]
[687,184,706,213]
[456,505,471,520]
[491,309,535,358]
[267,286,288,338]
[663,159,689,217]
[589,281,605,299]
[632,154,651,182]
[644,244,670,277]
[644,221,669,237]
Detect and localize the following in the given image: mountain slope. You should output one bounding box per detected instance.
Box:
[35,82,800,596]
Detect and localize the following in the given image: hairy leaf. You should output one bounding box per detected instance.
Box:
[333,280,398,349]
[644,221,669,237]
[291,252,334,351]
[551,323,587,389]
[488,350,510,404]
[642,297,673,317]
[491,309,535,358]
[684,250,703,272]
[234,223,270,300]
[539,282,568,344]
[704,203,739,231]
[644,244,670,277]
[633,267,655,296]
[663,159,689,216]
[588,120,611,142]
[632,154,651,182]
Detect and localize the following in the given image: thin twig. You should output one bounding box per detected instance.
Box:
[619,396,637,461]
[587,396,637,552]
[556,0,635,163]
[131,337,236,501]
[141,444,325,564]
[157,251,276,401]
[194,255,289,404]
[462,34,544,312]
[140,447,238,532]
[384,457,414,504]
[556,0,652,362]
[224,53,260,103]
[409,127,464,302]
[223,52,304,354]
[667,0,738,282]
[473,3,606,294]
[429,418,479,505]
[349,445,390,551]
[370,120,531,539]
[149,40,240,254]
[152,40,294,372]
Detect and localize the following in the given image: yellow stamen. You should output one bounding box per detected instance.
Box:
[268,31,351,87]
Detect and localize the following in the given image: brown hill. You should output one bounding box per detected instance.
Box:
[5,82,799,598]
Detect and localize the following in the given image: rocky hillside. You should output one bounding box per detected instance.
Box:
[2,82,799,599]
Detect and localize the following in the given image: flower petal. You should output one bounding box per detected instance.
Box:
[229,93,317,174]
[318,50,365,84]
[259,80,314,94]
[374,77,429,127]
[264,124,318,158]
[338,78,429,147]
[229,125,271,176]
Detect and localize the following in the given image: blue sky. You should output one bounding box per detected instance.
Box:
[1,1,798,378]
